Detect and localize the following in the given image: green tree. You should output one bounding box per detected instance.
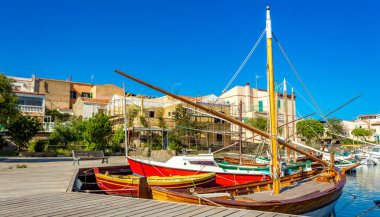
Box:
[111,127,125,152]
[296,119,324,144]
[0,74,19,126]
[48,116,86,148]
[351,128,374,141]
[45,108,70,122]
[169,104,193,151]
[7,116,42,151]
[83,113,112,151]
[139,115,148,127]
[247,116,268,131]
[126,108,139,127]
[326,117,344,139]
[157,108,165,128]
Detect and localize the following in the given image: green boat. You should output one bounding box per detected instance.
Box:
[218,160,312,176]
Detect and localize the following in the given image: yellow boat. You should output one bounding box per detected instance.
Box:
[93,167,216,196]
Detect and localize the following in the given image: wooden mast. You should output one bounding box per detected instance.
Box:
[266,5,280,195]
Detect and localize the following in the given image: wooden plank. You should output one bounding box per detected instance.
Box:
[167,206,219,217]
[191,207,231,217]
[106,200,169,217]
[207,209,241,216]
[50,196,149,217]
[4,195,110,216]
[147,203,203,217]
[225,210,255,217]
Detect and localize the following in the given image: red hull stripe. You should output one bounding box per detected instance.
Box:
[128,158,271,186]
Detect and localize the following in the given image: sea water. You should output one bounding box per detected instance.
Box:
[335,165,380,217]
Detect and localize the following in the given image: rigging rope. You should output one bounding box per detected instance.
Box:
[273,33,361,140]
[214,29,266,103]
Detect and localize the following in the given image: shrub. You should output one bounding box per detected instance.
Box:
[111,127,125,152]
[29,139,49,152]
[55,148,71,156]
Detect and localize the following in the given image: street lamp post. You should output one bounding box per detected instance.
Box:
[255,74,262,89]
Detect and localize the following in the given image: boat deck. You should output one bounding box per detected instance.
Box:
[237,180,335,201]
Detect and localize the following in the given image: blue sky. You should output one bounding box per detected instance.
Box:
[1,0,379,120]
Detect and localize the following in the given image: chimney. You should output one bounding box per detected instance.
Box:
[245,82,251,112]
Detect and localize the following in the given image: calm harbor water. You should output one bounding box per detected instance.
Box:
[335,165,380,217]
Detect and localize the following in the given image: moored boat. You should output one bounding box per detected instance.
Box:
[127,155,271,186]
[93,167,216,196]
[151,168,345,216]
[115,5,346,216]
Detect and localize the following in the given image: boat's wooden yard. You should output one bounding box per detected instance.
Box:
[0,156,300,216]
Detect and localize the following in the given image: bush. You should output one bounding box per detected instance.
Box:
[7,116,42,151]
[111,127,125,152]
[55,148,71,156]
[83,113,112,151]
[29,139,49,152]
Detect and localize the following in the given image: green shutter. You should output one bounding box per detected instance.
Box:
[278,100,281,109]
[258,101,263,112]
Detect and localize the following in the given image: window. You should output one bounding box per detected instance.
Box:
[14,86,21,91]
[258,100,263,112]
[18,96,43,106]
[70,91,77,99]
[278,99,281,109]
[149,111,155,118]
[81,92,92,98]
[188,161,216,167]
[44,82,49,92]
[216,134,223,142]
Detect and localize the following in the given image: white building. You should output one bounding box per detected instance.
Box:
[72,97,110,118]
[8,75,46,117]
[342,114,380,142]
[220,82,296,142]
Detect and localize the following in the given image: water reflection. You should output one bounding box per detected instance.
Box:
[335,165,380,217]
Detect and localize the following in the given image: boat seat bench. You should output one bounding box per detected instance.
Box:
[72,150,109,165]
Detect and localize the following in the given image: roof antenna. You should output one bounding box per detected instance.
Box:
[91,75,94,85]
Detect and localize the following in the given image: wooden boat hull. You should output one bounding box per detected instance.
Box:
[127,157,271,186]
[223,155,268,166]
[151,169,345,216]
[93,167,216,196]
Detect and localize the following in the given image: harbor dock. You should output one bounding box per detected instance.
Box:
[0,157,298,216]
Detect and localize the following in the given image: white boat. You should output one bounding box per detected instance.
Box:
[127,154,271,186]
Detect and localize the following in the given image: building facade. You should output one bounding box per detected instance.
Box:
[8,76,46,118]
[106,94,233,149]
[342,114,380,142]
[220,82,297,142]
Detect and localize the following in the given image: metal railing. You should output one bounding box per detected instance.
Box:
[19,105,44,113]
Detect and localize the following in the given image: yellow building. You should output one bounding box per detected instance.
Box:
[106,94,234,149]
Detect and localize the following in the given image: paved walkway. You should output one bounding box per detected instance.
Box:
[0,156,126,198]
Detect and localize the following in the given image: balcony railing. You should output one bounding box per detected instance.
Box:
[19,105,44,113]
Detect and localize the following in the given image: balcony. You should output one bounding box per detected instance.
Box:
[19,105,44,113]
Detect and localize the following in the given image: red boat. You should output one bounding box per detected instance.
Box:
[127,155,271,186]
